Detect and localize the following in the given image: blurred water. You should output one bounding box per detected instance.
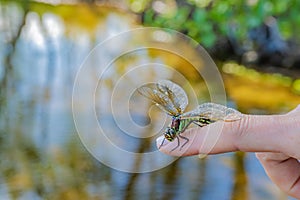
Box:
[0,1,297,200]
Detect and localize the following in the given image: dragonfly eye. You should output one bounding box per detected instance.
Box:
[164,127,175,141]
[169,128,175,134]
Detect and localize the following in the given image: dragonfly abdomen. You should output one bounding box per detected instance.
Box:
[178,117,214,133]
[198,117,214,126]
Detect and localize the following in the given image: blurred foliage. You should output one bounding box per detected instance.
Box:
[129,0,300,48]
[2,0,300,48]
[0,0,139,36]
[222,62,300,113]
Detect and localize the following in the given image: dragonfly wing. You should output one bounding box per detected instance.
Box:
[158,80,188,113]
[182,102,242,121]
[137,80,188,116]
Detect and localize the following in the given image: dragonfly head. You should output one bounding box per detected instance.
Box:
[164,127,176,141]
[172,115,181,120]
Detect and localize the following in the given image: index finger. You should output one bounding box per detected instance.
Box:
[157,114,291,157]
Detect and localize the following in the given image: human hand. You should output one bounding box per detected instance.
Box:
[157,105,300,199]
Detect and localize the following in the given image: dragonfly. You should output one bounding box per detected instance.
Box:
[137,80,243,151]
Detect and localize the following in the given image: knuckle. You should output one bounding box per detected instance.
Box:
[230,114,251,151]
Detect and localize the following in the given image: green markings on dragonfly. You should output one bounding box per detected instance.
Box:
[138,80,242,151]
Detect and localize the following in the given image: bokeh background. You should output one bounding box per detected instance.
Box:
[1,0,300,199]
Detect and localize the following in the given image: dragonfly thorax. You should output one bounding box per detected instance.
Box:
[171,116,180,129]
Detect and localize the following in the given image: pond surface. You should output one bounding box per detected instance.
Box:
[0,1,300,200]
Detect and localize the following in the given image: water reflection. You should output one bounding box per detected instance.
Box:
[231,152,248,200]
[0,1,298,199]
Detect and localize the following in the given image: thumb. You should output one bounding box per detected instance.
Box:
[157,112,296,157]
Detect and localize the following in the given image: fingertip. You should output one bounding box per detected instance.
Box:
[155,128,202,156]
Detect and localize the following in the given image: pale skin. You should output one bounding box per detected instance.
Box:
[157,105,300,199]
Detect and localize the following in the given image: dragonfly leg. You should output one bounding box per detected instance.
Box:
[158,137,166,149]
[178,134,189,150]
[171,136,180,152]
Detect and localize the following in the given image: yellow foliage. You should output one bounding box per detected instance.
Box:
[29,2,139,35]
[8,173,32,191]
[223,63,300,113]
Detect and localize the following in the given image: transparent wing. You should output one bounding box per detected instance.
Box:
[137,80,188,116]
[181,102,242,121]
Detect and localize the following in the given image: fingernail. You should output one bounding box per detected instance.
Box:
[156,136,166,148]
